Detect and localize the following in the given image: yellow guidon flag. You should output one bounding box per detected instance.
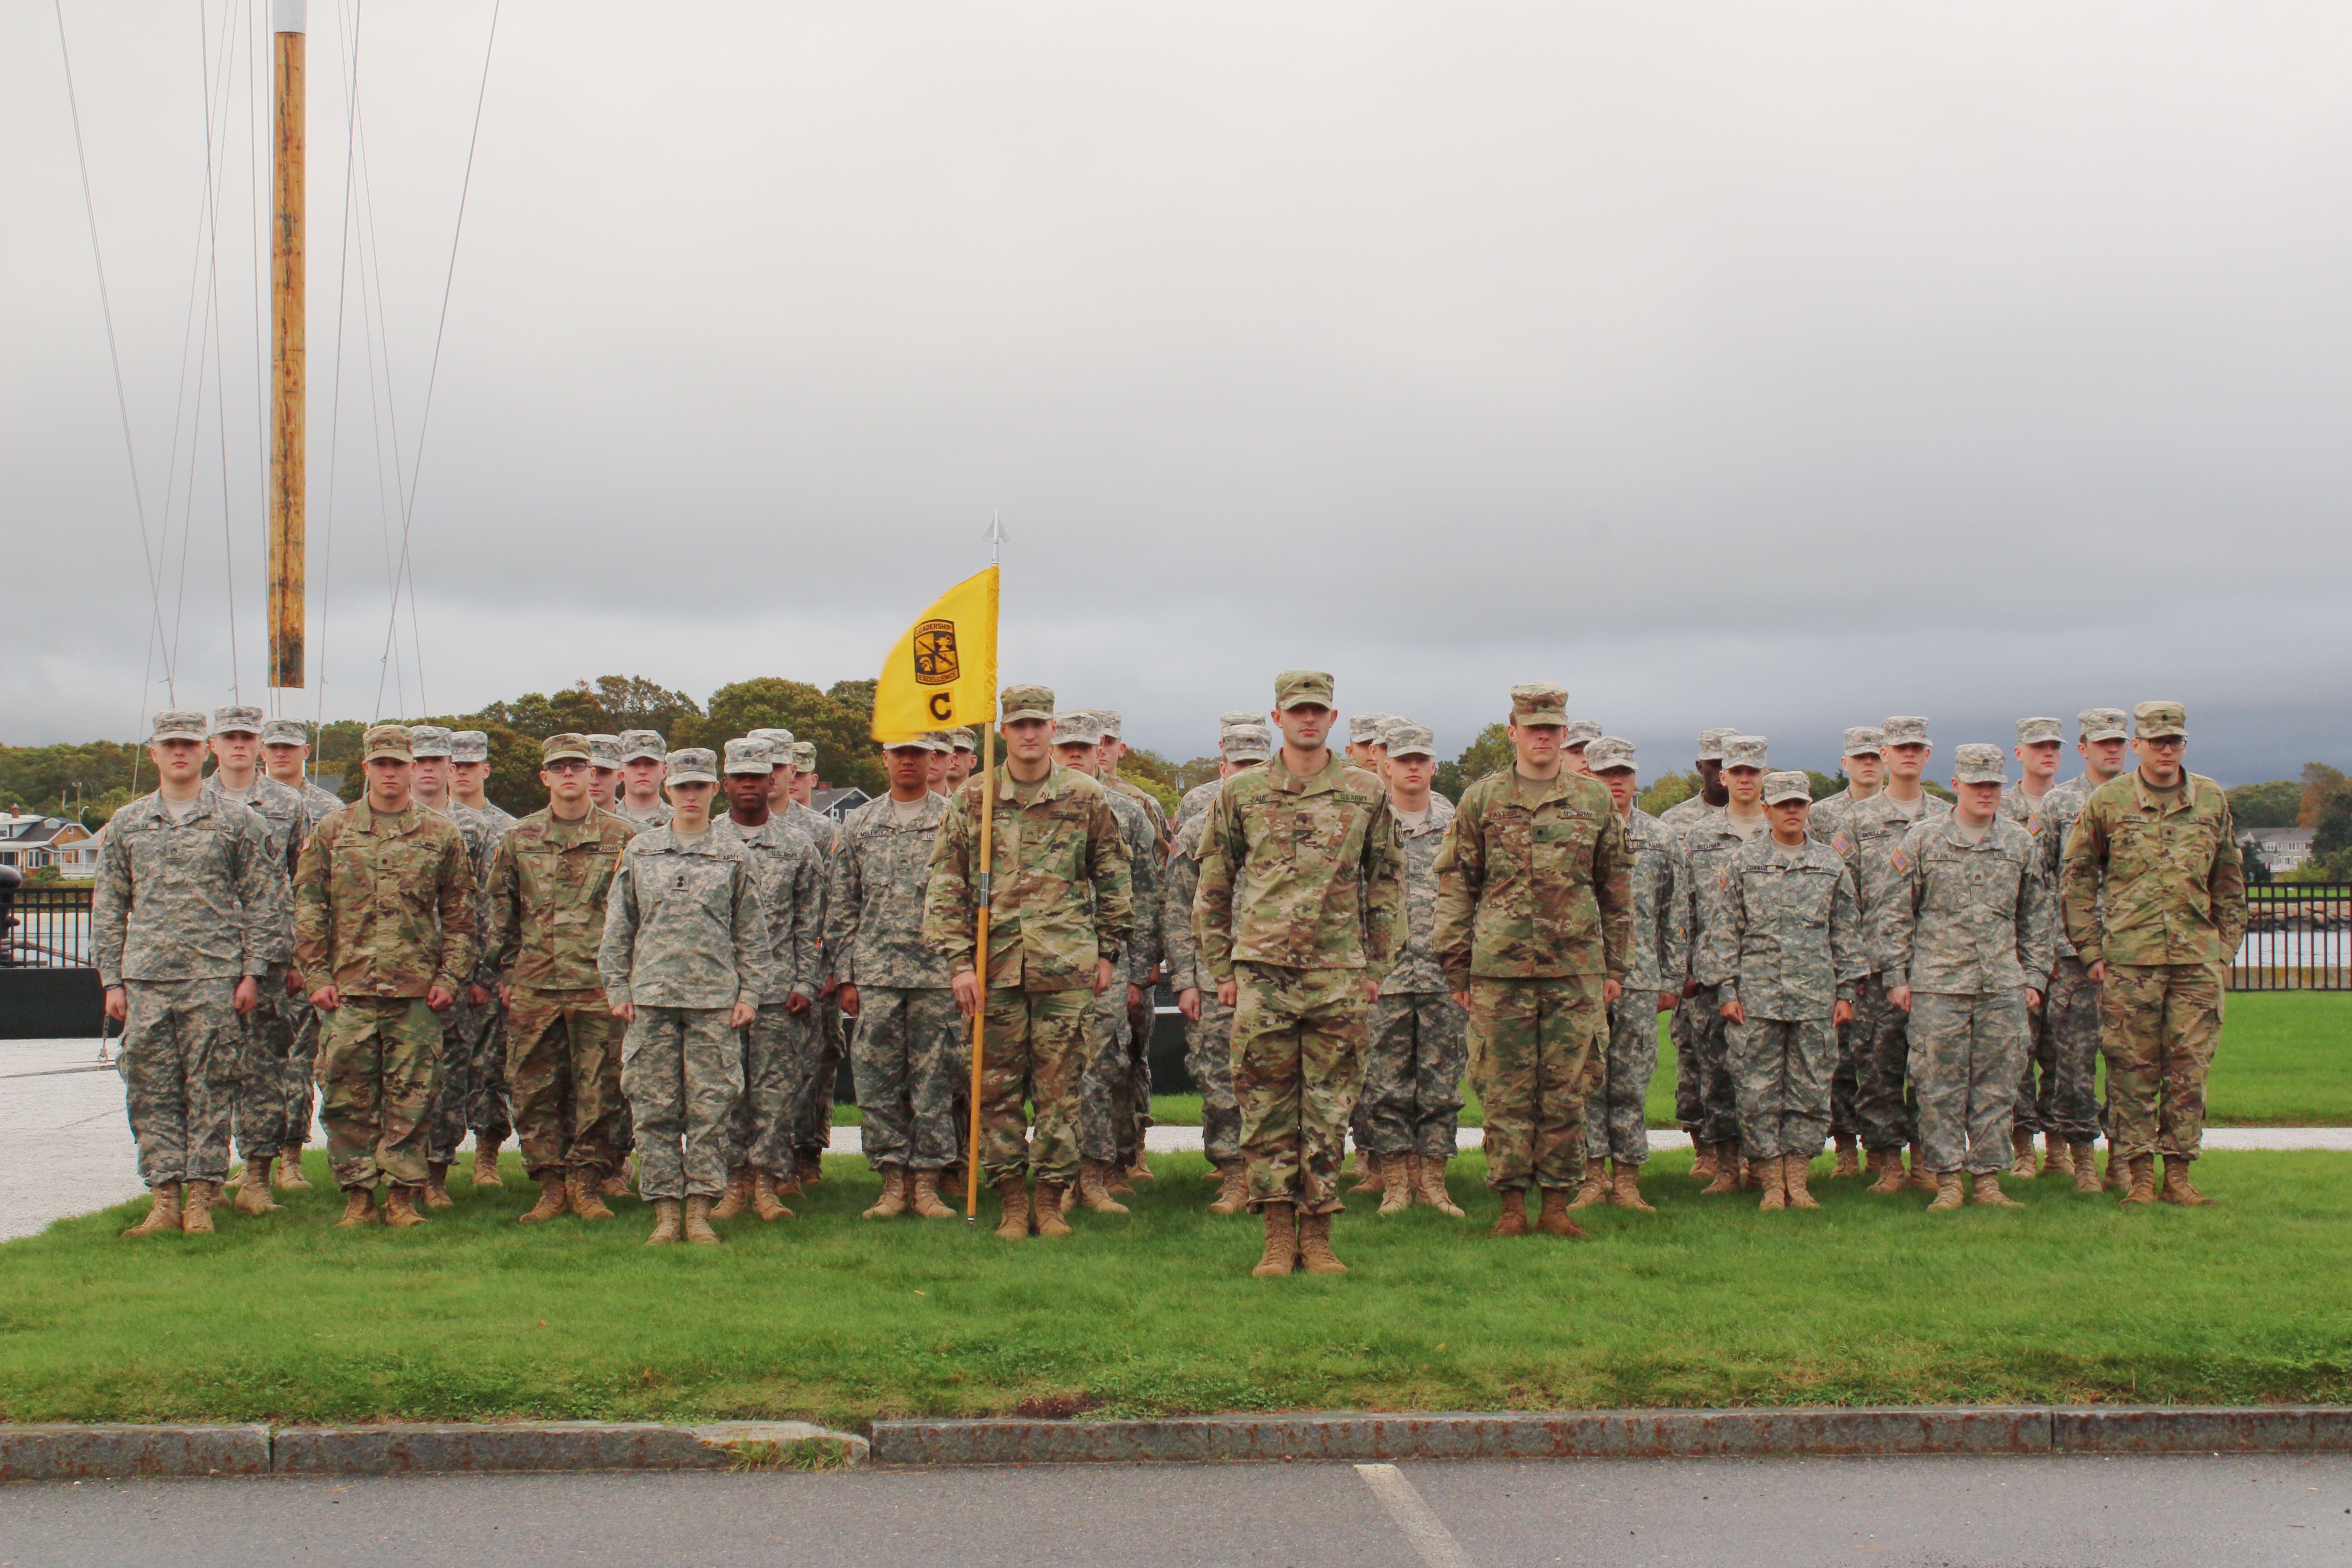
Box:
[870,566,999,743]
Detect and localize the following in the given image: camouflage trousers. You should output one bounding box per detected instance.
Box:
[2041,955,2105,1143]
[425,995,479,1165]
[1232,962,1368,1215]
[231,965,296,1159]
[1909,987,2029,1175]
[975,986,1092,1185]
[790,998,848,1161]
[1728,1014,1836,1161]
[1469,973,1604,1193]
[1183,994,1242,1166]
[1671,986,1740,1145]
[1587,994,1664,1164]
[283,990,323,1149]
[504,986,622,1180]
[2100,962,2223,1162]
[1124,989,1156,1164]
[729,1002,817,1176]
[2011,990,2056,1136]
[1078,986,1137,1166]
[621,1005,744,1201]
[319,995,445,1191]
[1852,976,1917,1152]
[850,987,965,1171]
[463,995,512,1138]
[1829,1009,1859,1141]
[119,977,237,1187]
[1362,991,1468,1161]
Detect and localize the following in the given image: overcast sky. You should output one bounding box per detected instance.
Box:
[6,2,2348,783]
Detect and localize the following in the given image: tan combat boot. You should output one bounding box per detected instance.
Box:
[1126,1158,1154,1184]
[2071,1142,2103,1195]
[2040,1137,2073,1178]
[1832,1135,1860,1179]
[122,1182,183,1238]
[1253,1202,1298,1277]
[601,1168,633,1199]
[1378,1156,1413,1215]
[568,1171,614,1222]
[234,1156,281,1216]
[274,1146,312,1190]
[1608,1159,1654,1213]
[1688,1141,1718,1184]
[1104,1161,1135,1197]
[644,1197,683,1244]
[1076,1161,1130,1215]
[2104,1146,2131,1192]
[181,1179,220,1233]
[993,1176,1031,1240]
[909,1169,956,1219]
[1784,1154,1820,1210]
[1033,1183,1073,1237]
[1568,1156,1610,1211]
[517,1172,570,1225]
[334,1186,380,1228]
[1740,1154,1765,1193]
[863,1166,909,1220]
[1908,1143,1939,1194]
[1418,1158,1466,1218]
[423,1163,454,1210]
[1207,1162,1250,1215]
[2010,1129,2038,1177]
[1297,1209,1346,1274]
[682,1195,722,1244]
[1972,1172,2022,1208]
[756,1170,799,1221]
[1866,1148,1909,1195]
[1926,1172,1965,1212]
[2122,1155,2157,1205]
[384,1185,428,1227]
[2160,1156,2213,1207]
[709,1166,752,1220]
[1757,1154,1788,1212]
[472,1134,505,1188]
[1491,1189,1530,1237]
[1349,1151,1386,1194]
[1701,1145,1742,1196]
[796,1153,825,1188]
[1535,1186,1588,1239]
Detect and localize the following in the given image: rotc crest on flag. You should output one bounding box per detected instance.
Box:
[911,620,959,686]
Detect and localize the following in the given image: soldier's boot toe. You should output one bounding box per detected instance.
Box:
[1252,1202,1298,1277]
[644,1198,683,1245]
[233,1157,281,1216]
[756,1170,799,1221]
[1926,1172,1965,1212]
[1907,1143,1940,1194]
[1567,1156,1610,1211]
[993,1176,1032,1240]
[1700,1146,1743,1196]
[600,1169,633,1199]
[423,1163,455,1210]
[333,1186,380,1228]
[2039,1137,2073,1178]
[708,1167,753,1220]
[2071,1142,2104,1195]
[1831,1135,1860,1180]
[908,1169,955,1220]
[274,1147,312,1190]
[682,1196,723,1244]
[1607,1160,1655,1213]
[2122,1155,2158,1205]
[384,1185,429,1228]
[1207,1162,1251,1215]
[180,1179,220,1233]
[2009,1130,2038,1178]
[1757,1154,1788,1212]
[568,1171,614,1222]
[1377,1157,1414,1215]
[2104,1147,2132,1192]
[1348,1152,1386,1194]
[1418,1157,1467,1218]
[1865,1149,1910,1195]
[1784,1154,1821,1210]
[1688,1142,1719,1184]
[1297,1209,1346,1274]
[472,1136,505,1188]
[1490,1189,1530,1238]
[1077,1162,1129,1215]
[1104,1163,1135,1197]
[1971,1172,2022,1207]
[1535,1186,1588,1239]
[795,1154,825,1189]
[862,1166,909,1220]
[518,1172,570,1225]
[1126,1158,1154,1183]
[1033,1184,1074,1237]
[122,1182,183,1238]
[2160,1156,2212,1207]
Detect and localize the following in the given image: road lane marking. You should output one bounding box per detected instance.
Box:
[1355,1462,1475,1568]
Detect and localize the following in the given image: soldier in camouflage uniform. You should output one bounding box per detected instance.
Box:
[293,725,478,1229]
[1661,727,1735,1184]
[482,734,638,1224]
[615,730,673,828]
[402,725,494,1208]
[98,710,286,1237]
[1344,712,1396,779]
[1198,671,1402,1276]
[832,740,963,1220]
[2035,708,2132,1190]
[1658,728,1738,832]
[714,738,822,1224]
[945,729,980,793]
[1882,745,2054,1210]
[263,715,343,1182]
[2059,702,2247,1207]
[199,705,309,1211]
[786,737,848,1186]
[587,735,623,812]
[448,731,519,1188]
[1575,737,1687,1214]
[1162,726,1269,1214]
[1090,710,1168,1181]
[925,684,1133,1240]
[1806,725,1884,1175]
[1677,734,1771,1191]
[1433,682,1632,1240]
[1710,771,1865,1210]
[600,748,774,1245]
[1175,712,1273,837]
[1561,719,1602,776]
[1997,717,2067,1175]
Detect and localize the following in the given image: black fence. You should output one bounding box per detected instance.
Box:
[2,885,93,970]
[2234,884,2351,991]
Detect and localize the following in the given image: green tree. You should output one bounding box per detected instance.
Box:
[2301,763,2346,830]
[2310,776,2352,878]
[1638,771,1698,818]
[1807,769,1843,801]
[1435,722,1512,803]
[2229,779,2303,830]
[703,678,883,795]
[2239,835,2274,886]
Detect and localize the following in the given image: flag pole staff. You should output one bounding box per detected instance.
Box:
[964,511,1005,1225]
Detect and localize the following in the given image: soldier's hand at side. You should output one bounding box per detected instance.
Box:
[1219,979,1239,1009]
[1833,999,1854,1027]
[2086,960,2106,984]
[1602,978,1623,1004]
[283,967,305,998]
[1362,977,1380,1004]
[1656,990,1677,1014]
[426,984,455,1012]
[838,985,861,1018]
[1451,988,1470,1012]
[1682,977,1701,999]
[233,976,260,1016]
[497,983,513,1009]
[2026,988,2042,1009]
[1888,985,1912,1012]
[1177,987,1202,1022]
[1720,999,1744,1024]
[310,984,341,1011]
[1127,984,1144,1010]
[787,992,813,1016]
[951,970,982,1018]
[730,1001,756,1029]
[1093,958,1114,996]
[820,978,841,1001]
[466,983,491,1008]
[610,1000,635,1023]
[103,986,127,1023]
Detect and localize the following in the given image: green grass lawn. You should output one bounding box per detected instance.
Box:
[5,1147,2348,1427]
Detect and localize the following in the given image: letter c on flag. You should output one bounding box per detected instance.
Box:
[929,693,954,720]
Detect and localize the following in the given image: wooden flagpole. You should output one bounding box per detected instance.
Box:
[268,0,306,690]
[963,720,995,1223]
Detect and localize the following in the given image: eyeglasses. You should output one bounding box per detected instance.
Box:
[545,760,590,774]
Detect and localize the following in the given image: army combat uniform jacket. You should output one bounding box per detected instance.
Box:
[2058,772,2247,968]
[1195,750,1404,980]
[1434,769,1633,986]
[1880,814,2054,996]
[482,807,641,991]
[827,791,955,990]
[923,764,1134,993]
[293,801,478,1000]
[1709,833,1866,1021]
[95,791,287,987]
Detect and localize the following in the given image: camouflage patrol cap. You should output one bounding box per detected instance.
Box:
[1274,671,1335,711]
[587,735,622,768]
[618,730,666,763]
[1563,720,1602,748]
[919,731,957,754]
[151,709,210,743]
[1720,735,1769,771]
[664,748,718,786]
[1348,712,1394,745]
[408,725,454,759]
[749,726,794,750]
[1585,736,1637,773]
[793,741,816,772]
[1842,726,1885,757]
[363,724,413,763]
[260,717,308,746]
[1697,727,1739,762]
[1509,682,1570,726]
[722,738,773,775]
[2133,701,2187,740]
[1762,770,1813,805]
[541,733,592,764]
[949,728,977,753]
[1092,710,1123,740]
[1953,743,2008,784]
[450,731,490,764]
[1051,710,1104,748]
[1224,725,1272,763]
[211,704,264,736]
[1882,715,1931,747]
[1219,710,1262,729]
[2015,717,2063,746]
[1000,684,1055,724]
[1385,723,1436,760]
[2077,707,2127,743]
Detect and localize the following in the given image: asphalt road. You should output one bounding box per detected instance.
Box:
[4,1455,2351,1567]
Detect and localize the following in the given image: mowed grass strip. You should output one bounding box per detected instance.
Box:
[3,1148,2347,1427]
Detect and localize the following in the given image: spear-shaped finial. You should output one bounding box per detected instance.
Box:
[986,509,1008,564]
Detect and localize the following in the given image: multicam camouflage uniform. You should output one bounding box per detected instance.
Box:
[424,799,497,1169]
[451,790,520,1152]
[2059,715,2246,1168]
[96,778,285,1191]
[1588,799,1687,1166]
[284,777,348,1144]
[1362,792,1469,1162]
[1829,785,1951,1153]
[1161,812,1240,1166]
[830,789,963,1172]
[1080,770,1163,1173]
[721,804,823,1177]
[201,769,308,1161]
